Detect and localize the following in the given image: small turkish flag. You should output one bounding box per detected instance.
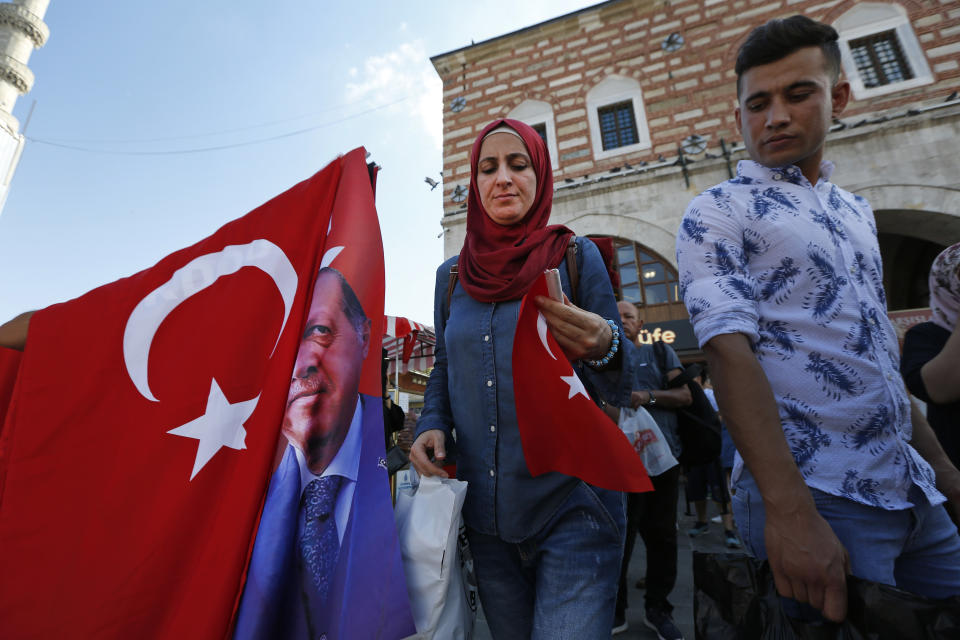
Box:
[512,273,653,492]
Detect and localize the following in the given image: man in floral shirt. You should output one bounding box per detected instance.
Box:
[676,15,960,624]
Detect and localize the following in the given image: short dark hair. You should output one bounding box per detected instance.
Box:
[735,15,841,97]
[318,266,368,338]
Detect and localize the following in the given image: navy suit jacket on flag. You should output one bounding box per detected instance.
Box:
[234,394,414,639]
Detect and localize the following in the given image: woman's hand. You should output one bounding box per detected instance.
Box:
[409,429,449,478]
[534,295,612,362]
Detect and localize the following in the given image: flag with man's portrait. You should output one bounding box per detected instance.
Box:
[0,148,414,639]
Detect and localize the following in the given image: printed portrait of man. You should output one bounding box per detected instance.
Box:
[284,267,369,476]
[234,266,414,640]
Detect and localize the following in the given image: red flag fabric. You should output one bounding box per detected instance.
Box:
[0,346,21,441]
[512,273,653,493]
[382,316,435,374]
[0,148,392,638]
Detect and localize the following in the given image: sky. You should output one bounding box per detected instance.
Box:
[0,0,601,325]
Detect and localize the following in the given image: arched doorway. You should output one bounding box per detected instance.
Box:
[874,207,960,311]
[600,236,688,323]
[590,235,700,359]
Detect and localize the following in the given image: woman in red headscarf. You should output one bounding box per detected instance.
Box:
[411,119,634,638]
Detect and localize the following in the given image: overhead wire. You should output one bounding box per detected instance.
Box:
[25,95,411,155]
[28,94,404,144]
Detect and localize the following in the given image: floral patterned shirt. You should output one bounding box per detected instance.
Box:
[676,160,942,510]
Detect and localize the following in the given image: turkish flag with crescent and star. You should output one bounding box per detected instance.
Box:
[0,148,403,638]
[512,273,653,493]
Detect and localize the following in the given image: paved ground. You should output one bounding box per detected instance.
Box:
[471,496,747,639]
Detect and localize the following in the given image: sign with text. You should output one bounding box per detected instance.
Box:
[637,319,698,351]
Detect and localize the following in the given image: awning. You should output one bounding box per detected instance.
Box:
[383,315,436,375]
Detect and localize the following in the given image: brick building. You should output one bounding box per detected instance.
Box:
[430,0,960,357]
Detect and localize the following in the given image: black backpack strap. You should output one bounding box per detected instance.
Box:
[565,236,579,307]
[652,339,668,382]
[446,264,459,320]
[667,363,701,389]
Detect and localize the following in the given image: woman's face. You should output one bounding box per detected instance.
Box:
[476,131,537,226]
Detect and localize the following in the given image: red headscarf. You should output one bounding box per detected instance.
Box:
[457,118,574,302]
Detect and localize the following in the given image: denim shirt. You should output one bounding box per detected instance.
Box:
[417,237,634,542]
[676,160,942,510]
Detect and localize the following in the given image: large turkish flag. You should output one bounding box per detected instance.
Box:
[512,273,653,493]
[0,347,19,438]
[0,149,407,638]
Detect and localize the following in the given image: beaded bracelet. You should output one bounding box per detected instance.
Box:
[585,319,620,369]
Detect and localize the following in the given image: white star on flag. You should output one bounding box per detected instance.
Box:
[167,379,259,480]
[560,372,589,400]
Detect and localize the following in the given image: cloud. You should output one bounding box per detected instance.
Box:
[344,40,442,149]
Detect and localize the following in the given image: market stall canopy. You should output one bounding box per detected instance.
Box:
[383,315,435,375]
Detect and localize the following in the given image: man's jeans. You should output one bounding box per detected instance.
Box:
[617,464,681,616]
[465,482,625,640]
[733,469,960,599]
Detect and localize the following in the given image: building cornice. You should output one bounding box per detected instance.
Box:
[430,0,623,70]
[0,3,49,48]
[0,52,32,93]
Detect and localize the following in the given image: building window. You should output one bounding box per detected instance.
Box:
[849,30,913,88]
[586,76,651,160]
[612,239,679,307]
[531,122,548,146]
[598,101,639,150]
[834,3,933,100]
[508,100,558,168]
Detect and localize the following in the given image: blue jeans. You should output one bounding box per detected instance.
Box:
[466,482,625,640]
[732,469,960,599]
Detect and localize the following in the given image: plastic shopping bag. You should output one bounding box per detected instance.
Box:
[694,552,960,639]
[619,406,679,476]
[396,473,477,639]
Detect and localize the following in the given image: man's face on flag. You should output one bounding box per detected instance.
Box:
[284,269,370,473]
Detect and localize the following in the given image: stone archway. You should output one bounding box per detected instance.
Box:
[561,212,680,271]
[850,184,960,310]
[873,208,959,311]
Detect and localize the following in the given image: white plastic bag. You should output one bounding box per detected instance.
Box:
[396,472,476,639]
[619,406,679,476]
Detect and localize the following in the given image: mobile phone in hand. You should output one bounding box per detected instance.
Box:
[545,268,563,302]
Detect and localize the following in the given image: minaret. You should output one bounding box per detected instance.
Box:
[0,0,49,215]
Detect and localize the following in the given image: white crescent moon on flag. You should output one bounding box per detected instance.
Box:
[320,246,344,269]
[122,239,297,402]
[537,312,557,360]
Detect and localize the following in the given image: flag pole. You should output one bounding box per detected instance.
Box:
[394,349,400,404]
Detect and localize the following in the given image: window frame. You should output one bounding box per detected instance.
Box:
[611,238,680,308]
[848,30,914,88]
[835,4,933,100]
[597,100,640,151]
[586,76,651,161]
[507,99,559,169]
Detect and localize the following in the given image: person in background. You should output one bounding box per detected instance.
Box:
[902,243,960,469]
[686,368,741,549]
[611,300,691,639]
[409,118,633,639]
[381,348,406,451]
